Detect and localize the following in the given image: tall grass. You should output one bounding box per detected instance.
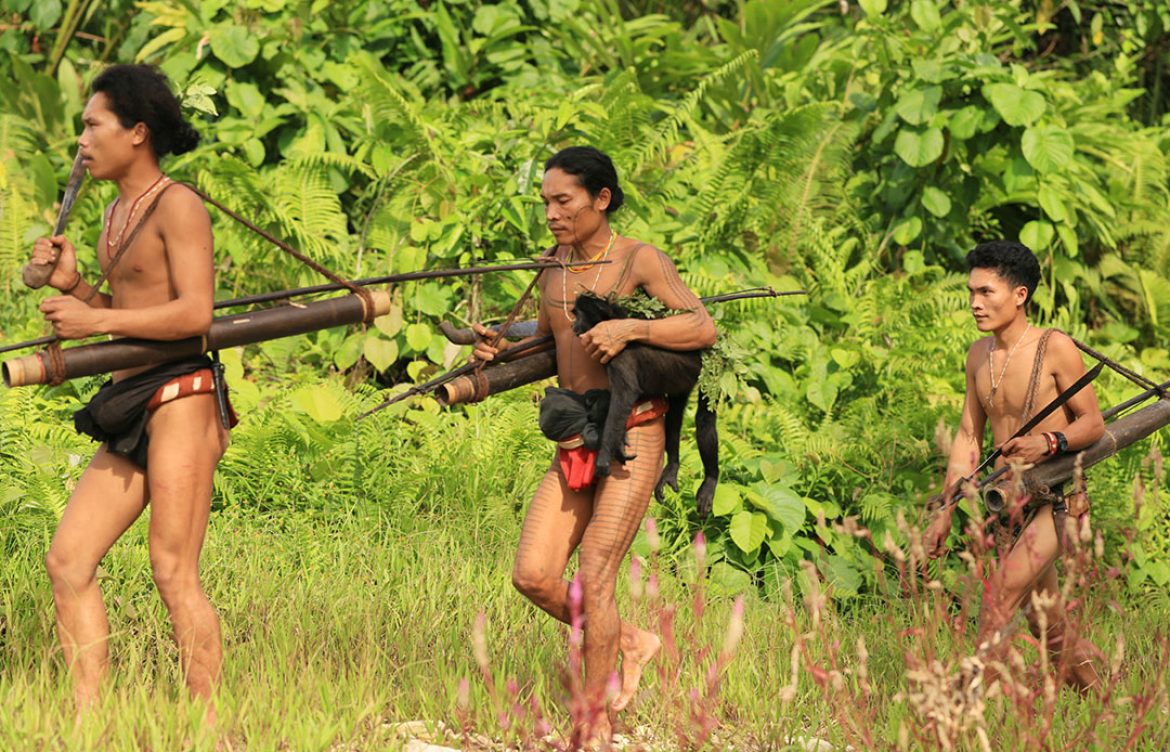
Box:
[1,390,1168,749]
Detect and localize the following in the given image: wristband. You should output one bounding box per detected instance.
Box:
[1041,432,1055,456]
[1053,431,1068,454]
[60,271,82,294]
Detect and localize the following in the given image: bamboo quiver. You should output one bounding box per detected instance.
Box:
[3,291,390,387]
[1019,398,1170,495]
[437,349,556,406]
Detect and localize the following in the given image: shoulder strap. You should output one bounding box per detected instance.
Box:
[83,181,178,305]
[1021,329,1055,421]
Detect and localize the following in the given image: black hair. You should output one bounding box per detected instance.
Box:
[91,64,200,158]
[965,240,1042,305]
[544,146,625,214]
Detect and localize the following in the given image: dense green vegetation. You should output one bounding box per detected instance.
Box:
[2,0,1170,747]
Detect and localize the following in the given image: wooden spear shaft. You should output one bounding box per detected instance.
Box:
[0,259,610,356]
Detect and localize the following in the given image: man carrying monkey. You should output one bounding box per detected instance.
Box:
[473,146,716,744]
[924,240,1104,693]
[27,64,229,722]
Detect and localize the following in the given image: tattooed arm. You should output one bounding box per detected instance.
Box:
[580,246,716,364]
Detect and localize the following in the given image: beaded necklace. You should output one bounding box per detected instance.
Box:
[105,173,171,260]
[561,229,616,321]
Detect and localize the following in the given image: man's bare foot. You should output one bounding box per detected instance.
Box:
[579,713,613,750]
[612,628,660,711]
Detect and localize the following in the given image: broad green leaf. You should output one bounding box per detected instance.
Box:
[982,83,1046,126]
[182,83,218,116]
[375,300,404,337]
[948,106,984,140]
[1037,183,1068,222]
[405,323,432,352]
[749,483,806,532]
[363,335,399,372]
[759,457,796,484]
[225,80,265,119]
[858,0,887,18]
[892,215,923,245]
[729,511,768,553]
[415,284,452,317]
[29,0,61,29]
[895,86,941,126]
[409,220,434,243]
[903,250,926,275]
[708,561,752,596]
[242,139,265,167]
[894,127,944,167]
[830,348,859,369]
[290,385,343,423]
[209,25,260,68]
[1022,125,1075,173]
[911,59,953,83]
[1147,561,1170,587]
[921,186,952,217]
[1056,223,1079,257]
[767,533,793,558]
[1020,220,1055,250]
[712,483,743,517]
[806,373,838,412]
[909,0,942,31]
[333,332,364,371]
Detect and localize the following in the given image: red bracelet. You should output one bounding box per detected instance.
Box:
[1042,432,1057,456]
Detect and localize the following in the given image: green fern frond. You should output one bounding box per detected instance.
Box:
[632,49,759,170]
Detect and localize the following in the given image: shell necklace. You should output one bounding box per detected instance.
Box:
[987,323,1030,407]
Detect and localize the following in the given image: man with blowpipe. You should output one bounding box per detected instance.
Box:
[472,146,717,746]
[25,64,228,722]
[924,240,1104,694]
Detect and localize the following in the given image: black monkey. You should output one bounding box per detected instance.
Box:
[572,292,719,516]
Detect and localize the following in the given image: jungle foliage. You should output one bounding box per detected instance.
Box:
[2,0,1170,594]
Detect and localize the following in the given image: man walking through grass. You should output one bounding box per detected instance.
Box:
[28,64,229,722]
[925,240,1104,693]
[473,146,717,745]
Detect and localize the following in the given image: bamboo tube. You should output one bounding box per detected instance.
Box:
[1020,398,1170,495]
[436,349,557,406]
[3,291,390,387]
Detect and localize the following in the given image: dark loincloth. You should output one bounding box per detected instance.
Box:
[539,387,669,490]
[73,356,236,470]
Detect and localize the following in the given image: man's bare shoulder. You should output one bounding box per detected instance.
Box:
[1038,328,1082,365]
[155,182,209,219]
[964,336,992,369]
[626,241,672,280]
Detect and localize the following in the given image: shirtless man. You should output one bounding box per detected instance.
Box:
[28,64,228,719]
[473,146,717,742]
[925,240,1103,692]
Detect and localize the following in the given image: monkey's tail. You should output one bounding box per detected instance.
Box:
[695,392,719,518]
